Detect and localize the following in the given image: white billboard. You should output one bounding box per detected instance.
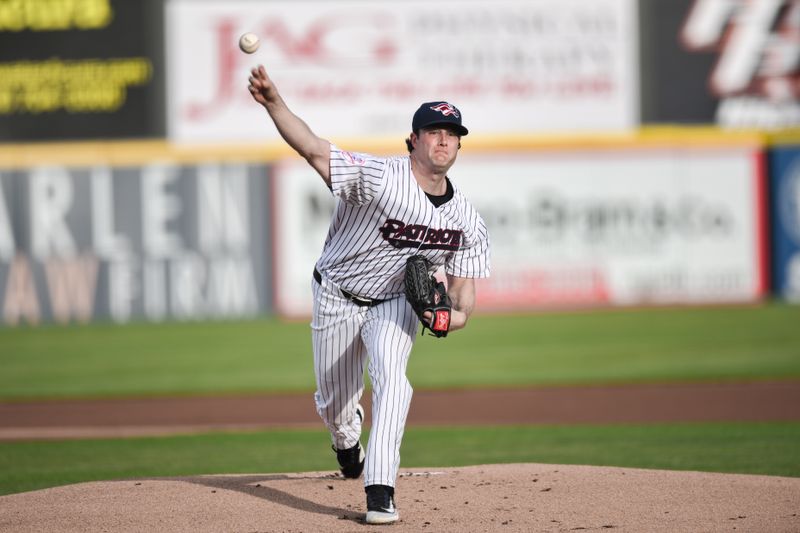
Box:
[462,149,766,310]
[272,146,766,318]
[166,0,639,143]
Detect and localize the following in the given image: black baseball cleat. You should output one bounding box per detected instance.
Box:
[365,484,399,524]
[334,404,365,479]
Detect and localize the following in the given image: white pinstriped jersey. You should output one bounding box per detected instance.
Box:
[315,145,491,299]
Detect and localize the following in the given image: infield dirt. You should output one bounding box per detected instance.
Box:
[1,464,799,532]
[1,381,799,532]
[1,380,799,440]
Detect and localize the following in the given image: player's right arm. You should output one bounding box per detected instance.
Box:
[443,275,475,331]
[248,65,331,186]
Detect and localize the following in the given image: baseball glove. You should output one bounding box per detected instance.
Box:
[404,254,451,338]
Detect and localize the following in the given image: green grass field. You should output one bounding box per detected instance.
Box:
[1,422,798,496]
[2,303,799,400]
[1,303,799,496]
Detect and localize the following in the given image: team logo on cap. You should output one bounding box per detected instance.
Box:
[429,103,460,118]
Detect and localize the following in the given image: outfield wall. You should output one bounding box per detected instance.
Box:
[0,128,786,325]
[1,0,799,325]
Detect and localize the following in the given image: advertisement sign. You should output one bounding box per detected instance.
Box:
[166,0,639,143]
[770,147,800,302]
[0,161,271,325]
[272,145,766,318]
[640,0,800,129]
[462,148,766,310]
[0,0,165,141]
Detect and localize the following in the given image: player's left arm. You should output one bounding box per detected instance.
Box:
[445,275,475,331]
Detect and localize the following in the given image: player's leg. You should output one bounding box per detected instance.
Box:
[361,296,418,490]
[311,276,368,471]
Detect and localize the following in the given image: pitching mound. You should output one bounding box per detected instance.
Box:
[1,463,798,532]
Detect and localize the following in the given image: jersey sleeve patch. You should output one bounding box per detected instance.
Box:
[330,144,386,206]
[342,151,366,166]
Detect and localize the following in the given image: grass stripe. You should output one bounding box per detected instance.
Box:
[2,304,799,400]
[1,422,798,496]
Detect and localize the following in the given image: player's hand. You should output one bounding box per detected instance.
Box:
[248,65,278,107]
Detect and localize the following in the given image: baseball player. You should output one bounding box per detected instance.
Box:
[248,65,490,525]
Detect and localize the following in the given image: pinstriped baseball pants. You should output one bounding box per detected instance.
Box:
[311,274,417,488]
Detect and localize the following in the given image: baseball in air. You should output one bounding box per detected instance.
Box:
[239,32,260,54]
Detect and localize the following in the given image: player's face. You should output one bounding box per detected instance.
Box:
[414,126,460,172]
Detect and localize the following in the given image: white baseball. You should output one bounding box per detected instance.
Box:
[239,32,260,54]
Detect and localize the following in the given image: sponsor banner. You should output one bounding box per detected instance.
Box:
[770,147,800,302]
[0,0,165,141]
[640,0,800,129]
[273,146,765,317]
[0,161,271,326]
[166,0,639,143]
[462,149,766,310]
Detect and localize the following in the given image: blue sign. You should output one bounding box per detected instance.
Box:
[770,147,800,301]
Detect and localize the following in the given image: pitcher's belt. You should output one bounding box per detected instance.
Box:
[313,267,385,307]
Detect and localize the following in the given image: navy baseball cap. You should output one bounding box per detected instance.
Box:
[412,101,469,136]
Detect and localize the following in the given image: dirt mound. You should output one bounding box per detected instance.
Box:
[1,463,798,532]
